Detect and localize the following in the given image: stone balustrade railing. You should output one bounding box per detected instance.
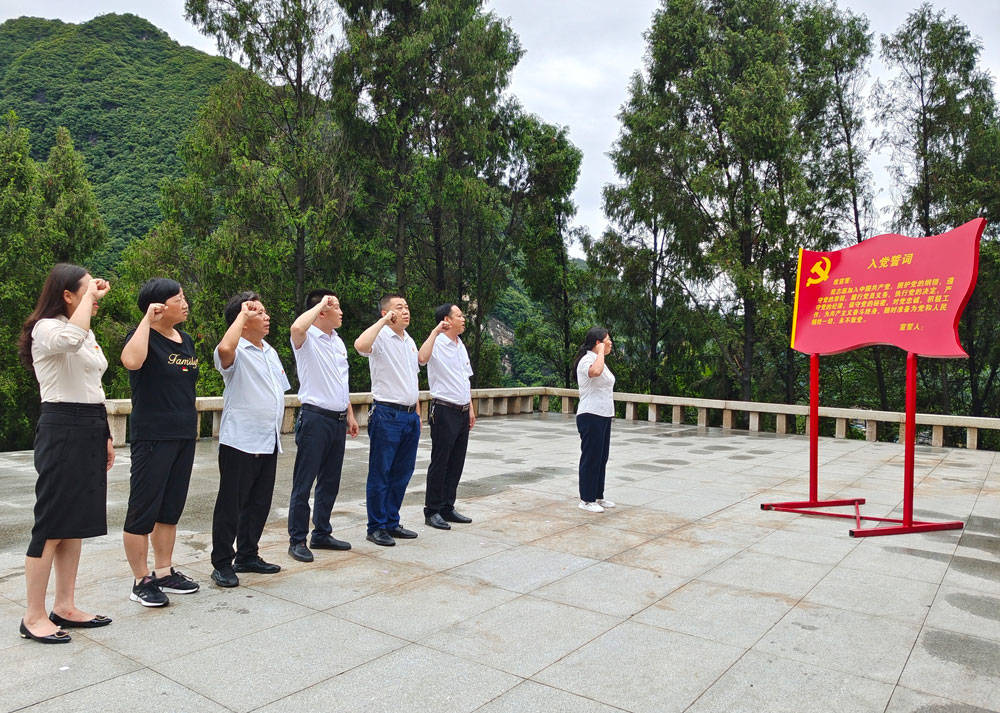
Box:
[104,387,1000,450]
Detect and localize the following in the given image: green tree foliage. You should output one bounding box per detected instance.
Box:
[510,119,587,387]
[876,3,1000,429]
[0,114,108,449]
[330,0,586,385]
[597,0,878,409]
[0,14,237,269]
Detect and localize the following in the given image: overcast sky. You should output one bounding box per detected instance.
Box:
[3,0,999,244]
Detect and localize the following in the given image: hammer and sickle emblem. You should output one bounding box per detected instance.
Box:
[806,257,831,287]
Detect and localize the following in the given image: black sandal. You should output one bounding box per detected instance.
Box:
[49,612,113,628]
[19,619,71,643]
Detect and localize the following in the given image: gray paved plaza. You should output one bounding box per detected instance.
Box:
[1,413,999,712]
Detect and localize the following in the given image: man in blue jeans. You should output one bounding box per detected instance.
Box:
[286,290,360,562]
[354,294,421,546]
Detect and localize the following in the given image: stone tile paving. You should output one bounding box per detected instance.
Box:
[0,413,998,712]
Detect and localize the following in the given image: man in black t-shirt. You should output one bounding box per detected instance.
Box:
[121,278,201,607]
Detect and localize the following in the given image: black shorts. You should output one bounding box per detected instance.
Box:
[123,439,196,535]
[27,403,110,557]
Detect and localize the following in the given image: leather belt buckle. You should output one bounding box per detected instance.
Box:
[375,400,417,414]
[433,399,470,413]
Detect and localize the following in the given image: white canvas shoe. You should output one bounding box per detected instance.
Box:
[579,500,605,513]
[596,499,616,508]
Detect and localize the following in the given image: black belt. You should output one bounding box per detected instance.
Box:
[41,402,107,417]
[301,403,347,421]
[374,400,418,413]
[432,398,470,413]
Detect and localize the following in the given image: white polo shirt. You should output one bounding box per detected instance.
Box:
[427,334,473,405]
[576,351,615,418]
[359,325,419,405]
[292,325,350,411]
[214,338,291,454]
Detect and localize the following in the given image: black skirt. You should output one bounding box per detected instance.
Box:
[27,402,110,557]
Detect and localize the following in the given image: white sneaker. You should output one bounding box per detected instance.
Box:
[579,500,605,513]
[597,499,616,508]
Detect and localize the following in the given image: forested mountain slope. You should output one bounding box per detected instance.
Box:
[0,13,237,268]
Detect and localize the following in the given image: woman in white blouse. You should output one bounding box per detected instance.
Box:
[574,327,617,513]
[16,264,114,643]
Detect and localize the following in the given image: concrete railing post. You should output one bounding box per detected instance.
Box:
[109,415,126,447]
[722,409,733,429]
[932,425,944,448]
[697,408,707,428]
[776,414,787,434]
[865,420,877,441]
[967,427,978,450]
[672,405,682,424]
[625,402,637,421]
[835,418,846,439]
[282,407,296,433]
[648,403,658,423]
[749,412,760,432]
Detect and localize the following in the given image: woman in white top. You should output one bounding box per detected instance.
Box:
[574,327,617,513]
[16,264,114,643]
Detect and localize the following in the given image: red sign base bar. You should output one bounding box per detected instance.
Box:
[761,353,964,537]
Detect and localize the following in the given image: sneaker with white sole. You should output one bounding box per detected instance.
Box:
[597,499,616,508]
[154,567,200,594]
[130,575,169,607]
[579,500,605,513]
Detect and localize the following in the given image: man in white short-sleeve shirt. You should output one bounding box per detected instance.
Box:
[354,294,421,547]
[210,292,290,588]
[286,290,360,563]
[417,303,476,530]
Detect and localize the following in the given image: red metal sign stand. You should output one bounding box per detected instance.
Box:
[760,354,866,519]
[849,352,963,536]
[761,352,964,537]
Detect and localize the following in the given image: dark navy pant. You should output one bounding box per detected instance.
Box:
[288,408,346,544]
[424,401,470,517]
[366,405,420,533]
[577,413,611,502]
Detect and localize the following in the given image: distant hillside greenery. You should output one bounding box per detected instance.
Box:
[0,13,237,269]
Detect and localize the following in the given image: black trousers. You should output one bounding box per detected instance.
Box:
[288,407,347,544]
[424,401,470,517]
[577,413,611,502]
[211,444,277,569]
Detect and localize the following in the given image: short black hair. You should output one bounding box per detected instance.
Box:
[379,293,405,311]
[305,289,336,311]
[224,291,261,326]
[137,278,181,313]
[434,303,456,324]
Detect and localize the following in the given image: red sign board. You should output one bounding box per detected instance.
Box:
[791,219,985,357]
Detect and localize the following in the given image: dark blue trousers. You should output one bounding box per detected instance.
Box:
[366,405,420,533]
[288,408,346,544]
[577,413,611,502]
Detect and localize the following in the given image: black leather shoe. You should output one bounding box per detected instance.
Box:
[233,557,281,574]
[425,513,451,530]
[309,535,352,551]
[49,612,112,628]
[288,542,314,562]
[387,526,418,539]
[366,529,395,546]
[20,620,71,643]
[441,510,472,524]
[211,567,240,588]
